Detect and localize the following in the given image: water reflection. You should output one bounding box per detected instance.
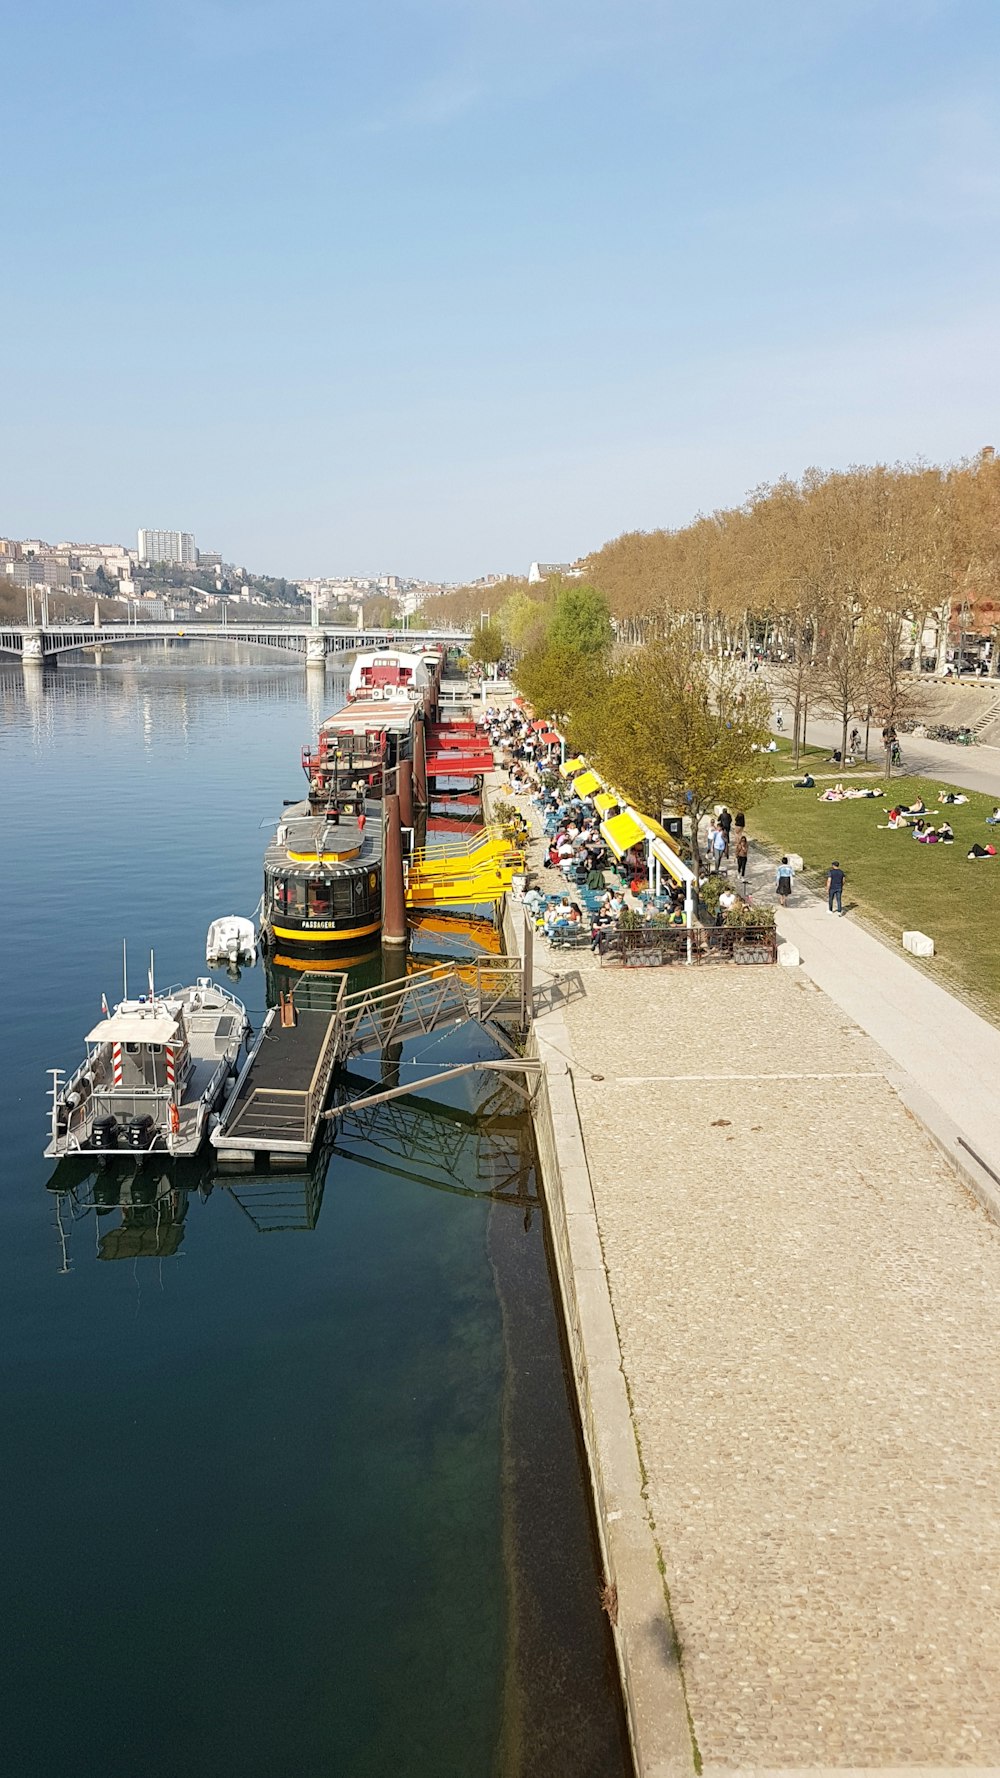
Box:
[47,1073,539,1270]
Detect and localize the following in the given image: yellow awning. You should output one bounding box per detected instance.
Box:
[637,814,681,853]
[600,810,647,858]
[594,791,619,816]
[560,756,585,777]
[572,769,602,796]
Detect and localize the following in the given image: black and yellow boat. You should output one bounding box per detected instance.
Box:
[261,795,383,962]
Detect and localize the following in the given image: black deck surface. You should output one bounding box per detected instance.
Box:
[231,1011,336,1105]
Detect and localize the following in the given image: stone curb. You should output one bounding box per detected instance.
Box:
[494,870,694,1778]
[887,1071,1000,1228]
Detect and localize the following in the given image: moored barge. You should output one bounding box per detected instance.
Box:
[262,795,384,961]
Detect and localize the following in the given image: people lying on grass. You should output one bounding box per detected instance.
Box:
[968,842,998,858]
[793,772,815,788]
[818,783,846,801]
[842,785,881,799]
[939,791,969,805]
[915,825,939,843]
[902,795,927,815]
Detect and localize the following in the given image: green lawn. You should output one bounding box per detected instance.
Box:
[749,774,1000,1019]
[768,735,837,766]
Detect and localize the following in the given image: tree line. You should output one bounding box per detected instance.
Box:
[425,453,1000,675]
[496,579,774,866]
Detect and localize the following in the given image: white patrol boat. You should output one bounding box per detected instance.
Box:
[46,973,249,1160]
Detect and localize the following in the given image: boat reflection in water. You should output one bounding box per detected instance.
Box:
[45,1069,539,1270]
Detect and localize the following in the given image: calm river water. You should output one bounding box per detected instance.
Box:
[0,645,629,1778]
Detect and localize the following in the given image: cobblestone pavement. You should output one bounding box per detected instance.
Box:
[506,784,1000,1768]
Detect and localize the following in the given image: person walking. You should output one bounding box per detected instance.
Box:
[718,806,733,856]
[712,822,727,875]
[735,829,749,881]
[775,856,794,906]
[827,859,845,915]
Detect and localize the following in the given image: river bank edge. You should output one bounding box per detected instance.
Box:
[481,765,695,1778]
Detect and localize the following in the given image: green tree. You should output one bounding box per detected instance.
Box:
[588,644,773,869]
[547,581,613,654]
[498,588,549,656]
[469,619,504,669]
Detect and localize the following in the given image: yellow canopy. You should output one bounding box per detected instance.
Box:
[594,791,619,816]
[600,809,647,858]
[572,769,602,796]
[560,756,585,778]
[638,813,681,854]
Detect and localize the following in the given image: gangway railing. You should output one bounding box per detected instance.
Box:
[335,958,527,1058]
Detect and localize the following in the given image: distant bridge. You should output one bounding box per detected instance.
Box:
[0,622,472,664]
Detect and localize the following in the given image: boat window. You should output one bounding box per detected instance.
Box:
[273,877,301,914]
[353,875,368,913]
[333,878,353,917]
[308,880,334,918]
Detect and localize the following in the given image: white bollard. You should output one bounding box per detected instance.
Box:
[902,930,934,957]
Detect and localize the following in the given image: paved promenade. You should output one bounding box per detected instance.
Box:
[508,786,1000,1770]
[742,848,1000,1187]
[769,708,1000,799]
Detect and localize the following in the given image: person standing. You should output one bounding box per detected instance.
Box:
[827,860,845,915]
[718,806,733,856]
[735,829,749,881]
[775,856,794,906]
[705,819,719,874]
[712,822,727,875]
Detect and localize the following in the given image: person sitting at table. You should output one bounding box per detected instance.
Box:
[716,887,739,925]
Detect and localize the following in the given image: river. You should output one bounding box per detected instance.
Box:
[0,644,630,1778]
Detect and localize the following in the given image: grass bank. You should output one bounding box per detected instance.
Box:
[750,774,1000,1019]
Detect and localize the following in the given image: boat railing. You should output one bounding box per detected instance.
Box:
[302,977,348,1138]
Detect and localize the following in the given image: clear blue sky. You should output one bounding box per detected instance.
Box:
[4,1,1000,580]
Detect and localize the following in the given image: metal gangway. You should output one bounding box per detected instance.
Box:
[211,955,532,1164]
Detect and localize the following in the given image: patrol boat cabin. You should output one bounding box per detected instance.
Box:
[46,980,248,1160]
[262,795,383,960]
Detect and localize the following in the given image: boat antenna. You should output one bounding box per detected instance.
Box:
[149,949,155,1004]
[122,938,128,1003]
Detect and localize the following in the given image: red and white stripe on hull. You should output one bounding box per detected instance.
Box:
[112,1043,123,1086]
[165,1045,175,1086]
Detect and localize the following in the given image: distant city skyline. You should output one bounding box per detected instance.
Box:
[4,3,1000,579]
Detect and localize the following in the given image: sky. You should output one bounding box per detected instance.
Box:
[4,0,1000,581]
